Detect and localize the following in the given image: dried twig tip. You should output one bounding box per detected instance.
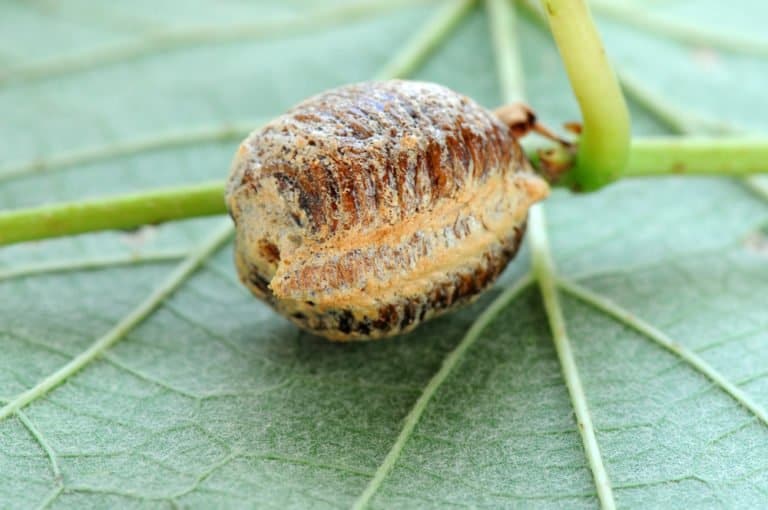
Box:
[494,103,573,147]
[494,103,538,139]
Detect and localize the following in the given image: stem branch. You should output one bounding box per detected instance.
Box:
[0,181,226,246]
[540,0,630,190]
[3,135,768,247]
[627,137,768,177]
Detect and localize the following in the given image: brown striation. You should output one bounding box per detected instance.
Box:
[226,80,548,341]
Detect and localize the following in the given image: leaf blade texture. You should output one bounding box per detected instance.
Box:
[1,1,768,508]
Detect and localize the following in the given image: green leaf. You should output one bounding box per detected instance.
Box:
[2,1,768,508]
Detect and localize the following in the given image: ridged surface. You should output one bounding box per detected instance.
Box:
[226,80,548,340]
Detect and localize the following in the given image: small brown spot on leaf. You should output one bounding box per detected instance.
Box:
[692,48,720,72]
[744,228,768,257]
[121,225,157,249]
[671,162,687,173]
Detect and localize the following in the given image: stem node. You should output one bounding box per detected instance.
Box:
[540,0,631,191]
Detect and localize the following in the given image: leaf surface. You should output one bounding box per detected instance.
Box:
[1,1,768,508]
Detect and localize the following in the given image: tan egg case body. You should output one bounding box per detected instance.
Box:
[226,80,548,341]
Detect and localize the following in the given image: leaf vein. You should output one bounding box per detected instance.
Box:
[490,1,615,507]
[0,250,187,282]
[351,274,534,509]
[557,277,768,428]
[528,206,616,510]
[590,0,768,57]
[0,0,426,87]
[0,220,233,423]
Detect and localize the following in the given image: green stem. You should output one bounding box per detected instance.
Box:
[0,181,226,246]
[539,0,630,191]
[4,135,768,246]
[627,137,768,177]
[0,0,477,249]
[491,2,615,504]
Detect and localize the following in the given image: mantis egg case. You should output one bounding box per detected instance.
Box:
[226,80,548,341]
